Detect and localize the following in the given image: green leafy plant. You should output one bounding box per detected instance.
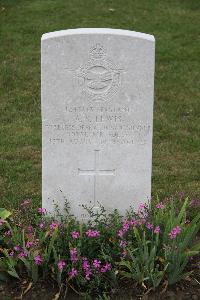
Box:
[118,228,168,289]
[0,208,11,220]
[0,196,199,297]
[149,198,200,284]
[165,213,200,284]
[0,249,19,280]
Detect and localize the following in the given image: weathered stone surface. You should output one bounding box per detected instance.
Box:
[41,28,155,219]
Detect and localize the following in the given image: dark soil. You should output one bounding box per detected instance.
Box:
[0,278,199,300]
[0,285,199,300]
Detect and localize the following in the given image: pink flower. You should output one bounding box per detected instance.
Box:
[82,259,90,270]
[93,259,101,269]
[58,260,66,271]
[169,226,182,239]
[122,220,130,232]
[82,258,92,279]
[27,225,33,233]
[9,251,14,256]
[169,232,175,239]
[140,218,146,225]
[175,226,181,234]
[68,268,78,278]
[154,226,161,234]
[117,229,124,238]
[156,202,165,209]
[146,222,153,230]
[138,203,147,217]
[26,241,34,248]
[20,199,32,208]
[50,222,58,231]
[71,231,80,239]
[70,248,78,263]
[37,207,46,214]
[85,229,100,237]
[4,230,12,236]
[34,255,43,265]
[138,203,145,210]
[18,251,28,258]
[14,245,21,252]
[119,240,127,248]
[85,268,92,280]
[104,262,112,271]
[130,219,138,226]
[100,263,112,273]
[0,219,6,226]
[39,222,45,229]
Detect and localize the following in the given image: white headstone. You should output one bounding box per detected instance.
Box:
[41,28,155,219]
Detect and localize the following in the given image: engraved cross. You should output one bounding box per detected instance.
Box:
[78,150,115,207]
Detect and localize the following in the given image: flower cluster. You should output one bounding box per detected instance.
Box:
[146,222,153,230]
[146,223,161,234]
[85,229,100,237]
[117,219,137,238]
[100,262,112,273]
[39,222,45,229]
[26,241,34,248]
[119,240,127,248]
[156,202,165,209]
[138,203,148,218]
[34,255,43,265]
[70,248,78,263]
[18,250,28,258]
[68,267,78,278]
[4,230,12,236]
[82,258,92,280]
[169,226,181,239]
[71,231,80,239]
[154,226,161,234]
[58,260,66,271]
[81,257,112,280]
[14,245,21,252]
[118,217,162,237]
[50,222,58,231]
[93,259,101,269]
[38,207,46,214]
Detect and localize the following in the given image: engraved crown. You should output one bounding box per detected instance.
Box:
[90,44,106,59]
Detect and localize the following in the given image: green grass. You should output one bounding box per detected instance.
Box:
[0,0,199,208]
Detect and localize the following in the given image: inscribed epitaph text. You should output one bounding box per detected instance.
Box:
[41,28,155,219]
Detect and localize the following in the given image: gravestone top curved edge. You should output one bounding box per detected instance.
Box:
[42,28,155,42]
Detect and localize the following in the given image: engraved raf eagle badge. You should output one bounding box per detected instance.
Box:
[76,44,122,102]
